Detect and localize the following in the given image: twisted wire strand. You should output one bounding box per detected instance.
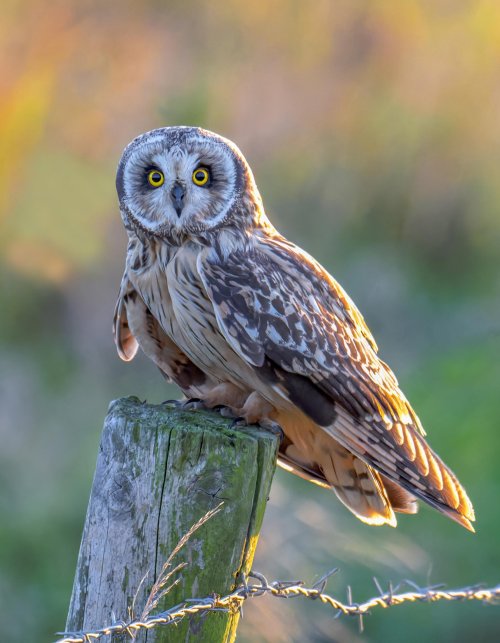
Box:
[56,573,500,642]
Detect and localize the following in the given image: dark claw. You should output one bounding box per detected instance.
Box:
[162,399,183,407]
[230,416,246,429]
[259,420,285,444]
[162,398,206,410]
[184,399,206,410]
[219,406,237,419]
[212,404,237,418]
[229,417,284,443]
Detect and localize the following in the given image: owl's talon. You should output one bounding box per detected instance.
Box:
[258,420,285,444]
[182,397,207,410]
[230,416,247,429]
[162,398,206,410]
[212,404,237,418]
[219,406,238,418]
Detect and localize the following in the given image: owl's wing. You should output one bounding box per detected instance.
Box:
[113,271,209,397]
[197,237,475,530]
[113,272,139,361]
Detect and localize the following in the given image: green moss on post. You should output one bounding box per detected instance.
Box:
[66,397,279,642]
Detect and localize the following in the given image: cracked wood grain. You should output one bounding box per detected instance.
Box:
[65,397,279,642]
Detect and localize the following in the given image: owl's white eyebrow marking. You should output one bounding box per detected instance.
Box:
[170,147,186,161]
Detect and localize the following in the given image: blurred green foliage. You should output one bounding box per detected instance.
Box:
[0,1,499,641]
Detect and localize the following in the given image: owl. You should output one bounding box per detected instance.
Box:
[113,126,475,531]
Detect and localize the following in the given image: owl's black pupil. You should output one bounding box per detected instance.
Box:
[151,172,161,182]
[196,171,205,181]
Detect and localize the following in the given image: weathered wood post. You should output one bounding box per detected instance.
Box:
[65,396,279,642]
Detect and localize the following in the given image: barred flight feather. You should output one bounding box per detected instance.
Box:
[198,238,475,531]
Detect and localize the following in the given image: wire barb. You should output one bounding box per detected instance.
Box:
[56,580,500,642]
[58,503,500,642]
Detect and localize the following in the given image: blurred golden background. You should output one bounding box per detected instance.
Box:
[1,1,499,641]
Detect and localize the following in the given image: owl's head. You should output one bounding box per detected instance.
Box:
[116,126,266,243]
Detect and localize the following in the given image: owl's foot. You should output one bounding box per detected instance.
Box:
[212,404,238,419]
[230,415,284,443]
[257,418,285,442]
[229,416,246,429]
[238,391,277,425]
[202,383,249,411]
[162,398,181,406]
[185,383,250,419]
[228,391,283,442]
[162,397,207,410]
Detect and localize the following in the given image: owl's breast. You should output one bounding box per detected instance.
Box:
[166,244,255,385]
[126,239,178,341]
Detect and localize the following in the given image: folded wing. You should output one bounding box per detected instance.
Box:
[197,236,475,530]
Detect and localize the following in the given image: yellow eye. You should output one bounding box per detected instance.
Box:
[147,169,164,187]
[192,167,210,186]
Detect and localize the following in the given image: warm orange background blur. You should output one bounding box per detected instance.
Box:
[1,2,499,641]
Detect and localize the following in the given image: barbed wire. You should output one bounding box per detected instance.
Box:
[58,504,500,641]
[56,572,500,642]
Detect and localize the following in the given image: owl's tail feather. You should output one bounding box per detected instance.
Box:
[319,444,475,531]
[380,475,418,514]
[277,411,474,530]
[327,407,476,531]
[279,446,406,527]
[318,447,398,526]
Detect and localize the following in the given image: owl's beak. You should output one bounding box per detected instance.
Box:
[170,182,185,217]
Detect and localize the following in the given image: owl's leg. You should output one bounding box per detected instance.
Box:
[237,391,275,424]
[162,380,245,410]
[201,382,250,415]
[164,383,250,415]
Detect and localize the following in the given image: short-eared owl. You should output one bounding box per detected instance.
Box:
[114,126,474,531]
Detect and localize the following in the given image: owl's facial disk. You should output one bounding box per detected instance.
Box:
[116,127,250,241]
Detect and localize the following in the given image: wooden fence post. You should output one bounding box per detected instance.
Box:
[65,396,279,642]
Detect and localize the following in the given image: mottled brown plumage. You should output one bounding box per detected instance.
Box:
[113,126,475,531]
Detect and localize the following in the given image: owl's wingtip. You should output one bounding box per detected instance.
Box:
[461,517,476,533]
[449,510,475,533]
